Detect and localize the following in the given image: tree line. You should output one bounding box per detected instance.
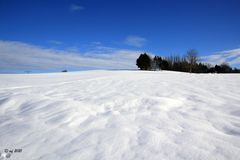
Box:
[136,49,240,73]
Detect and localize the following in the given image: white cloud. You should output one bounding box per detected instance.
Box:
[124,36,147,47]
[70,4,84,11]
[201,48,240,66]
[0,40,141,73]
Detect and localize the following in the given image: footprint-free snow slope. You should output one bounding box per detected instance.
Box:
[0,70,240,160]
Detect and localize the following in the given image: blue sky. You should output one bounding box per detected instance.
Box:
[0,0,240,73]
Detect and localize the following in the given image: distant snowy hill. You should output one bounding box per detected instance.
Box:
[0,71,240,160]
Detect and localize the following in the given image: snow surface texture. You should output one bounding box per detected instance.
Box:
[0,71,240,160]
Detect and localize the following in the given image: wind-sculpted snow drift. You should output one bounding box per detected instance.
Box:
[0,71,240,160]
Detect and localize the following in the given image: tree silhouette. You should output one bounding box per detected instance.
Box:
[186,49,198,73]
[152,56,162,70]
[135,51,239,73]
[136,53,152,70]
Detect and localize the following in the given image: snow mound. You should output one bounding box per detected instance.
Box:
[0,70,240,160]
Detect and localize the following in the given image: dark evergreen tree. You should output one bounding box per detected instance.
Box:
[136,53,152,70]
[209,67,216,73]
[220,63,232,73]
[160,59,169,70]
[198,63,209,73]
[215,65,222,73]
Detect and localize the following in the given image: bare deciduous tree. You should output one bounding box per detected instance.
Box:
[186,49,198,73]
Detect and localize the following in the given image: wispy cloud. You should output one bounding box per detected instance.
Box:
[70,4,84,12]
[0,40,141,73]
[47,40,63,45]
[201,48,240,66]
[124,36,147,47]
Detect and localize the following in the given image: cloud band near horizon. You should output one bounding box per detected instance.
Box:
[0,40,239,73]
[0,40,140,73]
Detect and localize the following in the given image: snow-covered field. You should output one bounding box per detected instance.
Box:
[0,70,240,160]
